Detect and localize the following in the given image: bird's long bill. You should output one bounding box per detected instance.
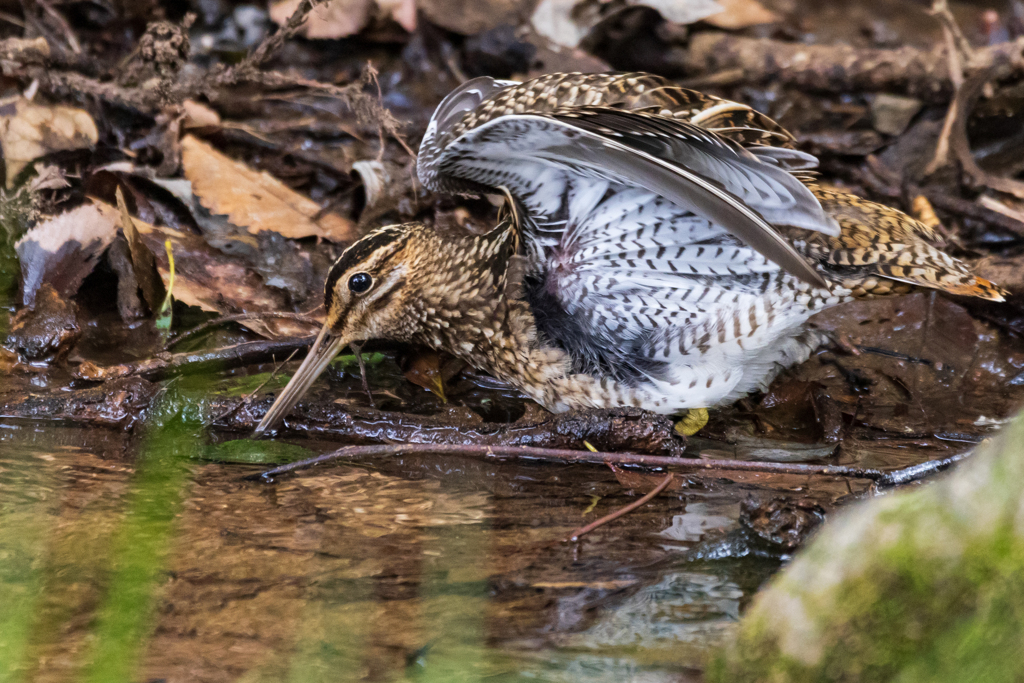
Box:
[254,325,349,436]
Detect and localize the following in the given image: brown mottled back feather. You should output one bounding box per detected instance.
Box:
[791,185,1006,301]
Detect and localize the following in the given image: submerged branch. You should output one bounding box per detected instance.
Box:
[0,376,686,455]
[565,472,675,542]
[247,441,963,486]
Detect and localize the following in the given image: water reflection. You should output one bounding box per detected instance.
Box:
[0,426,781,683]
[658,504,740,546]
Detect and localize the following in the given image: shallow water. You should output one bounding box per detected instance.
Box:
[4,287,1023,682]
[0,421,792,683]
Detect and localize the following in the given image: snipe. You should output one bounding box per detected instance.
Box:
[255,72,1003,434]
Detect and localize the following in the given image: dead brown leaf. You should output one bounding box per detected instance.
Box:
[15,203,118,306]
[181,135,355,242]
[0,346,18,375]
[418,0,525,35]
[403,349,448,402]
[270,0,371,39]
[269,0,415,39]
[0,98,98,186]
[115,187,166,313]
[702,0,779,29]
[532,0,728,49]
[182,100,221,128]
[530,0,591,47]
[95,200,322,339]
[640,0,725,25]
[805,293,1024,437]
[29,163,70,192]
[377,0,417,31]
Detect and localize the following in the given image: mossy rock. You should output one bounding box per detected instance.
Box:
[710,411,1024,683]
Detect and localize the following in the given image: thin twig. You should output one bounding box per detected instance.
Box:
[0,10,26,27]
[165,312,322,350]
[350,342,375,408]
[245,442,964,483]
[247,443,974,489]
[979,195,1024,223]
[948,67,1024,198]
[925,1,965,174]
[565,472,674,542]
[917,187,1024,234]
[244,0,321,68]
[928,0,975,65]
[875,450,971,486]
[369,64,388,160]
[206,348,299,426]
[240,68,411,154]
[35,0,81,54]
[76,337,315,382]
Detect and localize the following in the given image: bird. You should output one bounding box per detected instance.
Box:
[254,71,1004,434]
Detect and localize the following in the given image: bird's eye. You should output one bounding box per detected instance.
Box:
[348,272,372,294]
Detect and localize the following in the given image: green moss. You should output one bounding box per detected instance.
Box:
[710,413,1024,682]
[0,186,35,338]
[710,514,1024,682]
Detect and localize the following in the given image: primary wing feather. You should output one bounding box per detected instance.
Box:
[432,112,831,287]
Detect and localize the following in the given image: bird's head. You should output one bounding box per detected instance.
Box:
[255,199,522,436]
[254,223,428,435]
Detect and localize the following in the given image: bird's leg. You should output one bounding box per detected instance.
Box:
[351,342,375,408]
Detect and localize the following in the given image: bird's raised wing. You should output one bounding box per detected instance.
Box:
[426,107,834,287]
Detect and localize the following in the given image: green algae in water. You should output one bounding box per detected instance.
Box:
[0,495,52,683]
[174,371,293,397]
[82,417,200,683]
[168,353,386,399]
[332,352,386,368]
[203,439,313,465]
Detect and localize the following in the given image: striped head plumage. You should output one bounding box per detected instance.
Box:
[255,214,522,434]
